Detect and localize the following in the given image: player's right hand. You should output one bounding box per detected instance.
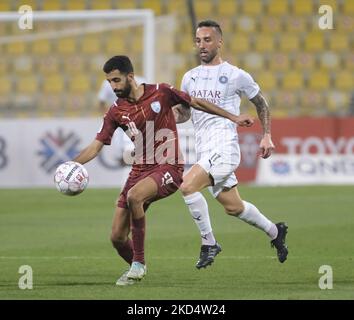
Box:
[259,134,275,159]
[234,114,254,127]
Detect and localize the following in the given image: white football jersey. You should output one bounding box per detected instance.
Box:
[181,62,259,154]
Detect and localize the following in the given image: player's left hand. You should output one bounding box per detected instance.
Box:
[234,114,254,127]
[259,134,275,159]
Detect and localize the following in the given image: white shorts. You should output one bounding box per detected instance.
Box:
[196,147,241,198]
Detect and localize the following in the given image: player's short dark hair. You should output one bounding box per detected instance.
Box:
[197,20,222,37]
[103,55,134,74]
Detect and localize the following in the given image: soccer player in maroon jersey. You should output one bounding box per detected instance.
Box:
[73,55,254,285]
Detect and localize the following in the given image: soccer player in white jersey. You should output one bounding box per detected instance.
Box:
[173,20,288,268]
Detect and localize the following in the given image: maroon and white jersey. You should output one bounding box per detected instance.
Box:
[96,83,191,171]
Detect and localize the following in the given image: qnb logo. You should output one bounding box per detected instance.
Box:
[37,129,81,173]
[271,160,291,175]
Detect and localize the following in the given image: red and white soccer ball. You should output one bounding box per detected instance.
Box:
[54,161,89,196]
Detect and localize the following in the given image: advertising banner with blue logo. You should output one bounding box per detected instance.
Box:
[1,117,353,187]
[0,119,195,188]
[0,118,133,188]
[238,117,354,185]
[256,155,354,185]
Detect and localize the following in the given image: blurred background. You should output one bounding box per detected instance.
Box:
[0,0,353,186]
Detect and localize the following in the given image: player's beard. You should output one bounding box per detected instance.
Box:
[200,48,218,64]
[114,82,131,98]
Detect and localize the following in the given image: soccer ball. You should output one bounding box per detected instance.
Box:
[54,161,89,196]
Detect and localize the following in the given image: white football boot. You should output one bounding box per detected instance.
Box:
[126,261,147,280]
[116,270,136,286]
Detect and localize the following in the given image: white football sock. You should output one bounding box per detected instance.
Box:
[201,232,216,246]
[183,192,216,245]
[237,201,278,240]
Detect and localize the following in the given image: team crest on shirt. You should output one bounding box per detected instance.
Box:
[219,75,228,84]
[150,101,161,113]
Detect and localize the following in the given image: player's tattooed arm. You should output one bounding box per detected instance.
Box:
[250,91,275,159]
[172,104,191,123]
[250,91,271,135]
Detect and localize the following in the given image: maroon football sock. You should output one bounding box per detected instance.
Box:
[131,216,146,265]
[115,238,133,265]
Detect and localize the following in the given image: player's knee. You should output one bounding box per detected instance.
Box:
[224,202,245,216]
[179,181,195,196]
[126,188,143,206]
[110,233,127,248]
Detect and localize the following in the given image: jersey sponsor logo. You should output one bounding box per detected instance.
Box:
[37,129,81,173]
[161,171,173,186]
[190,90,222,105]
[190,90,221,99]
[150,101,161,113]
[219,75,228,84]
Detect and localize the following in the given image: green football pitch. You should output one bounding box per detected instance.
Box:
[0,186,353,300]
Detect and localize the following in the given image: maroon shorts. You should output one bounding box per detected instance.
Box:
[117,164,184,210]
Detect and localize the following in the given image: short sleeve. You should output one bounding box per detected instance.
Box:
[96,109,119,145]
[237,69,260,100]
[161,83,192,107]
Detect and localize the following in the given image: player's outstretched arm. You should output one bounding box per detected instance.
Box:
[73,139,104,164]
[250,91,275,159]
[190,97,254,127]
[172,104,191,123]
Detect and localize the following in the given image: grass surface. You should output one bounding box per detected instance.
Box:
[0,186,353,300]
